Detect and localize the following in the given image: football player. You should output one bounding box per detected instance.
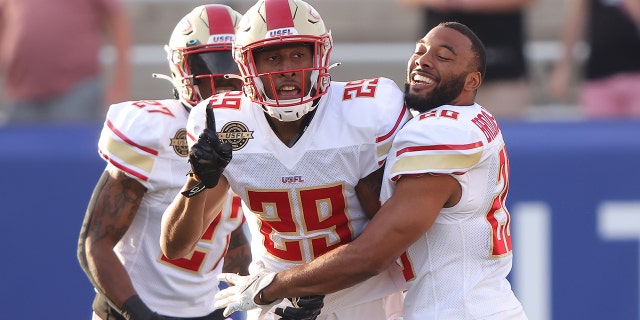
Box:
[77,5,250,320]
[160,0,411,319]
[213,22,529,320]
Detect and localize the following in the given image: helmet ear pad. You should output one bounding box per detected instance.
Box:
[318,72,331,95]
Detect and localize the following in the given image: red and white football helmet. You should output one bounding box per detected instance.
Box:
[233,0,333,121]
[161,4,243,107]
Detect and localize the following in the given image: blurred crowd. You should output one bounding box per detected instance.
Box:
[1,0,639,125]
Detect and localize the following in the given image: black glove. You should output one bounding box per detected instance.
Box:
[182,106,232,197]
[275,295,325,320]
[121,295,167,320]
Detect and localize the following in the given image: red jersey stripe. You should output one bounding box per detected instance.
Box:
[106,120,159,156]
[396,141,484,156]
[99,149,149,181]
[376,104,409,143]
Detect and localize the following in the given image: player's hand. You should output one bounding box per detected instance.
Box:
[214,272,281,317]
[275,295,325,320]
[188,105,232,188]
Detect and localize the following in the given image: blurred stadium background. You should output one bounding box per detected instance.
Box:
[2,1,639,320]
[98,0,580,120]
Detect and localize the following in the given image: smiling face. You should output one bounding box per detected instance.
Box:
[253,43,314,102]
[405,25,482,113]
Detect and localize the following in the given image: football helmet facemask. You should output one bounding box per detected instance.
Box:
[163,4,243,107]
[234,0,333,122]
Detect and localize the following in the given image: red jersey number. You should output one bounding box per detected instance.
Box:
[131,100,175,117]
[343,78,379,100]
[209,92,243,110]
[486,146,512,257]
[247,185,352,263]
[160,195,242,272]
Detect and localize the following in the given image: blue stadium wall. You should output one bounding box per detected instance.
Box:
[1,120,639,320]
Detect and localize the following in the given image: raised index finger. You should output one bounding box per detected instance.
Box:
[205,105,216,131]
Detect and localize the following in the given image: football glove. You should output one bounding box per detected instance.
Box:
[275,295,325,320]
[182,106,232,197]
[214,272,281,318]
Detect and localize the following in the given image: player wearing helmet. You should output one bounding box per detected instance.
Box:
[160,4,243,107]
[160,0,410,319]
[77,5,250,320]
[230,0,333,122]
[213,22,529,320]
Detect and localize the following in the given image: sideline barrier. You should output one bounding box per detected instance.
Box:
[0,123,245,319]
[1,120,639,319]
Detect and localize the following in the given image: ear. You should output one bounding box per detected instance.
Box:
[464,71,482,92]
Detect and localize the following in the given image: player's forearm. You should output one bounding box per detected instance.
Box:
[222,227,252,275]
[87,243,137,307]
[261,190,426,301]
[261,244,384,301]
[160,177,209,259]
[79,169,144,306]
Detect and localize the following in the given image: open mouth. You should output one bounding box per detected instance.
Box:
[277,85,302,99]
[411,73,435,87]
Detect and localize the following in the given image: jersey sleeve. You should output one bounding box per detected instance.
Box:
[371,77,411,167]
[340,77,410,176]
[98,99,188,191]
[387,113,485,181]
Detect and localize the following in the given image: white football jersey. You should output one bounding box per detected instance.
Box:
[98,99,245,317]
[382,104,527,320]
[188,78,410,316]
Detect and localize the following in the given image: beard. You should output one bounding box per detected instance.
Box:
[404,73,467,114]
